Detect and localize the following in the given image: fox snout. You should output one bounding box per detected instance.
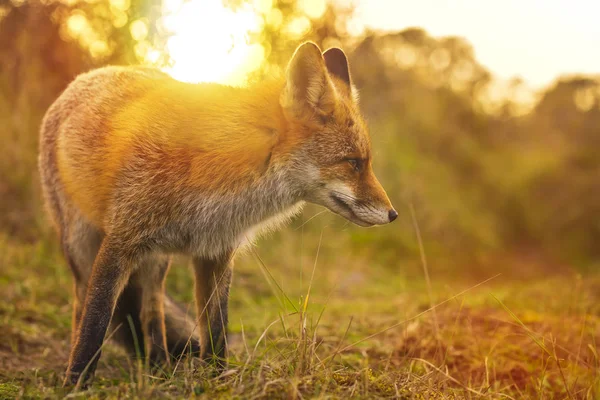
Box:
[326,176,396,227]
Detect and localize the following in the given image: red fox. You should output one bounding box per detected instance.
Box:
[39,42,396,386]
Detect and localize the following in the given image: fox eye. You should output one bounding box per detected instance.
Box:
[347,158,362,172]
[318,113,333,125]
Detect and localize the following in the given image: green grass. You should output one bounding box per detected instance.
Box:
[1,229,600,399]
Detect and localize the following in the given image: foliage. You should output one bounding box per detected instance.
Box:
[1,0,599,268]
[1,0,600,397]
[1,234,600,398]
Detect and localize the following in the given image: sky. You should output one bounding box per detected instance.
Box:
[355,0,600,88]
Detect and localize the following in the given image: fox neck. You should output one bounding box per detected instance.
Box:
[181,79,309,253]
[229,79,288,133]
[179,77,309,192]
[188,78,290,141]
[182,153,307,258]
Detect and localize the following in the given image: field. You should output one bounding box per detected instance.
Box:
[1,223,599,399]
[2,1,600,398]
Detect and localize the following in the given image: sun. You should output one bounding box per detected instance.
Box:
[161,0,265,85]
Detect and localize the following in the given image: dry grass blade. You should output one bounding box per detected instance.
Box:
[325,273,501,360]
[249,242,298,313]
[492,295,551,356]
[409,202,440,339]
[410,357,488,398]
[492,295,574,400]
[294,210,328,231]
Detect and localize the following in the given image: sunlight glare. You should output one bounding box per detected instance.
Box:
[162,0,264,85]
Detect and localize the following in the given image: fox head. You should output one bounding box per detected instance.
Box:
[280,42,397,227]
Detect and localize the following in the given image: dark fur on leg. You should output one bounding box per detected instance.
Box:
[109,282,146,359]
[193,252,233,371]
[64,240,133,387]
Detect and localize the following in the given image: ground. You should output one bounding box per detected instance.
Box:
[1,232,599,399]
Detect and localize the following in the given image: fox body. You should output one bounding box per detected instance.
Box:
[39,42,396,386]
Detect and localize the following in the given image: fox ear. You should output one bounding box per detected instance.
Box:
[323,47,358,103]
[281,42,337,117]
[323,48,350,85]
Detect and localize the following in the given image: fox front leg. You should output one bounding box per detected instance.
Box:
[192,252,233,370]
[64,238,134,388]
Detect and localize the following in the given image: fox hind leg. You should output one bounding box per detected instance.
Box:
[130,255,171,367]
[131,255,202,363]
[164,295,201,359]
[118,256,202,364]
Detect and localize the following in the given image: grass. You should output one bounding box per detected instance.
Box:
[1,227,600,399]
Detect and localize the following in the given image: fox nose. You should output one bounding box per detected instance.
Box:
[388,209,398,222]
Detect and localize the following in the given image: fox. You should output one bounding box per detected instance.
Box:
[38,41,397,386]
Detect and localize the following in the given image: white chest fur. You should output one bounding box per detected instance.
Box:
[151,166,306,259]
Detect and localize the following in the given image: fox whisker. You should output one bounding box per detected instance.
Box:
[330,190,379,214]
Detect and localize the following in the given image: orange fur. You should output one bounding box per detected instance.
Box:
[55,72,299,227]
[41,43,396,386]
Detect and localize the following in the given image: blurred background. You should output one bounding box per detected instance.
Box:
[1,0,599,278]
